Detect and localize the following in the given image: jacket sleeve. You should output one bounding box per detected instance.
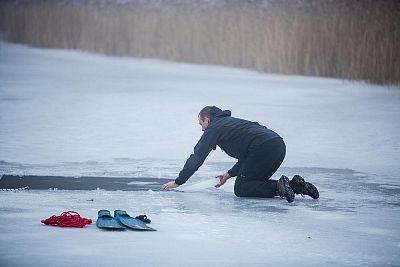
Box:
[175,129,218,185]
[228,160,241,177]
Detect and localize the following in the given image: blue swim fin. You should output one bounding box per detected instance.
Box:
[114,210,156,231]
[96,210,126,230]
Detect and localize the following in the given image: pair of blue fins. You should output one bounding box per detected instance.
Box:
[96,210,156,231]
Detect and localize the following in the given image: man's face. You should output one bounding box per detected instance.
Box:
[198,116,210,131]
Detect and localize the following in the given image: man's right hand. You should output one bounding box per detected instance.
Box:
[161,181,179,190]
[215,172,231,188]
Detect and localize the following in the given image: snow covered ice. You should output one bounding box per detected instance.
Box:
[0,42,400,266]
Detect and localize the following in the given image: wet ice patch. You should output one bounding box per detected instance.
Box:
[355,227,394,237]
[303,210,348,221]
[353,172,367,177]
[379,184,400,190]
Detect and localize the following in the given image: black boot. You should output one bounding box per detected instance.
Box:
[276,175,295,203]
[290,175,319,199]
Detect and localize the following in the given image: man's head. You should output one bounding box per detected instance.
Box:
[198,106,213,131]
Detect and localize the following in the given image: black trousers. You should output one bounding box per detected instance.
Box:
[234,138,286,198]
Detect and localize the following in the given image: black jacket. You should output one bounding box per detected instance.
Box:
[175,106,281,185]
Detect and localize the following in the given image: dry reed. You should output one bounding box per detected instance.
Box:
[0,0,399,85]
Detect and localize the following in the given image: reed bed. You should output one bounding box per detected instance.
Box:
[0,0,399,85]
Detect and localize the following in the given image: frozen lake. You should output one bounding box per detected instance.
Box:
[0,42,399,266]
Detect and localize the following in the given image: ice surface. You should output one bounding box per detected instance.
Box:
[0,42,400,266]
[1,42,400,177]
[0,167,399,267]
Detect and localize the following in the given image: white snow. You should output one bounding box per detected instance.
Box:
[0,42,399,267]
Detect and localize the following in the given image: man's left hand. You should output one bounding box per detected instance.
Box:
[215,172,231,188]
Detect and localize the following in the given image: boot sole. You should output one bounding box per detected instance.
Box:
[292,175,319,199]
[281,176,295,203]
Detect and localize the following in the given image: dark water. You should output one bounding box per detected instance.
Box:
[1,162,399,210]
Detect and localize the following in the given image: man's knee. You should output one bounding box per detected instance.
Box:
[234,188,243,197]
[234,182,245,197]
